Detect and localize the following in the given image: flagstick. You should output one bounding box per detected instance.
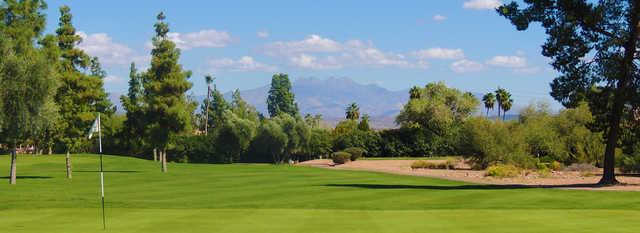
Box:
[98,113,106,230]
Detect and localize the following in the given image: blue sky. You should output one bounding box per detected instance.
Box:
[43,0,560,109]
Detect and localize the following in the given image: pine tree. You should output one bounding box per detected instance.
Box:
[54,5,112,179]
[267,73,298,117]
[120,62,146,156]
[143,12,195,172]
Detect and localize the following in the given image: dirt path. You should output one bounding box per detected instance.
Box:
[298,159,640,191]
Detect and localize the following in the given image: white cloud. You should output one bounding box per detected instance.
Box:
[450,59,484,73]
[261,35,415,69]
[167,29,232,50]
[514,66,542,74]
[78,31,146,67]
[433,14,447,21]
[412,48,465,60]
[206,56,276,72]
[486,55,527,68]
[257,30,269,38]
[262,34,342,56]
[103,75,124,84]
[289,53,342,70]
[463,0,502,10]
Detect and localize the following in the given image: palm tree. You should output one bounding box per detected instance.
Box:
[345,102,360,120]
[494,87,507,119]
[482,92,495,117]
[409,86,421,99]
[501,93,513,121]
[204,74,214,135]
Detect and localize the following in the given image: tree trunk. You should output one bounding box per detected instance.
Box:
[9,141,17,185]
[599,0,640,185]
[161,149,167,173]
[48,146,52,155]
[153,148,157,162]
[205,85,210,135]
[65,151,72,179]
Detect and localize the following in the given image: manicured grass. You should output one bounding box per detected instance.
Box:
[1,154,639,233]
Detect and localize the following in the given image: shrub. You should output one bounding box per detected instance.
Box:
[563,163,598,172]
[332,152,352,164]
[549,161,563,171]
[461,117,533,169]
[410,160,455,170]
[443,158,457,170]
[486,164,521,178]
[343,147,365,161]
[537,167,551,178]
[411,160,427,169]
[621,154,640,173]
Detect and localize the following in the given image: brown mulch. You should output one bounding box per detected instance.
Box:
[297,159,640,191]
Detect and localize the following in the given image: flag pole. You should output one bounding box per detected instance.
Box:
[98,113,106,230]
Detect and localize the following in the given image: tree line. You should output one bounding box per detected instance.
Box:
[2,0,639,186]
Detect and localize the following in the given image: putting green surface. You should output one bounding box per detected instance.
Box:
[1,154,639,232]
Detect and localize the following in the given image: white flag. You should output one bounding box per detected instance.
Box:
[88,116,100,139]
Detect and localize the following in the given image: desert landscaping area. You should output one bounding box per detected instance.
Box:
[300,159,640,191]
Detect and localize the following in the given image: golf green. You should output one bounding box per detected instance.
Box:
[1,154,639,232]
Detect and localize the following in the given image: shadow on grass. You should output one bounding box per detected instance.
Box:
[0,176,52,179]
[75,170,141,173]
[325,183,636,190]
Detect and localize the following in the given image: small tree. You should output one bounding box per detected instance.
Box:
[358,114,371,131]
[0,0,58,184]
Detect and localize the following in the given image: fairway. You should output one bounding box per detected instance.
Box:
[1,155,639,233]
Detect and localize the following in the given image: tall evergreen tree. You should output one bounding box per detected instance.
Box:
[54,5,112,179]
[0,0,58,184]
[267,73,298,117]
[143,12,195,172]
[120,62,147,156]
[499,0,640,184]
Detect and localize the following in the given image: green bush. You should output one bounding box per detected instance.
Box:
[410,160,455,170]
[332,152,352,164]
[461,117,534,169]
[486,164,521,178]
[411,160,427,169]
[343,147,365,161]
[621,154,640,173]
[549,161,563,171]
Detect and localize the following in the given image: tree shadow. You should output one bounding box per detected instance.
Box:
[75,170,141,173]
[0,176,52,179]
[324,183,636,190]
